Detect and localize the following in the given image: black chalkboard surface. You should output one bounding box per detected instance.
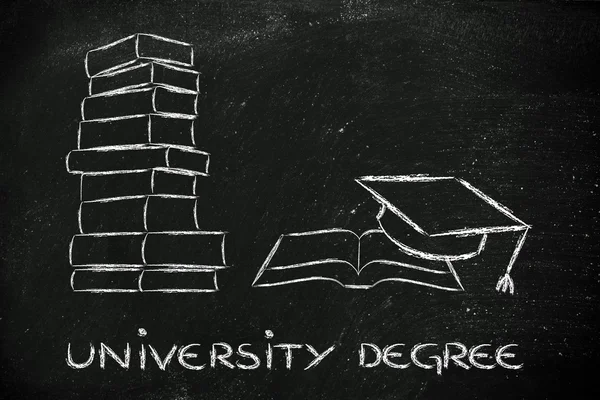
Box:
[1,1,599,398]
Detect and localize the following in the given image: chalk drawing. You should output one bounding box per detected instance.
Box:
[67,34,228,293]
[253,175,529,294]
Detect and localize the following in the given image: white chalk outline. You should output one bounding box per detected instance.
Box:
[253,175,530,294]
[71,267,143,293]
[141,233,148,265]
[495,227,529,294]
[71,34,228,294]
[356,175,530,294]
[81,86,198,121]
[83,194,198,202]
[79,113,197,123]
[85,33,194,78]
[356,175,531,236]
[79,167,203,201]
[69,231,229,269]
[252,228,463,290]
[71,268,219,293]
[66,145,210,176]
[190,119,196,147]
[78,114,196,150]
[140,268,218,293]
[193,199,199,229]
[78,195,203,234]
[85,34,136,78]
[142,196,150,231]
[88,61,200,96]
[376,205,488,262]
[76,167,207,178]
[76,143,199,152]
[253,277,462,292]
[150,169,156,192]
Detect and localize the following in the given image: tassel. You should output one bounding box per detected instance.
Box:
[496,273,514,294]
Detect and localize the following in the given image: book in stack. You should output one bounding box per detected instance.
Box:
[66,33,228,292]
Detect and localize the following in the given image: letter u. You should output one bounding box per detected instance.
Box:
[66,343,95,369]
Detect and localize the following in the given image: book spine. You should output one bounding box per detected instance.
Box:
[164,147,210,175]
[78,115,195,149]
[88,62,200,96]
[85,34,138,78]
[70,232,227,267]
[81,87,197,121]
[71,268,218,292]
[151,63,200,93]
[89,63,152,95]
[136,33,194,69]
[66,147,209,175]
[71,268,142,292]
[143,231,227,267]
[85,33,194,78]
[70,233,145,266]
[153,86,198,116]
[78,195,199,234]
[78,115,150,149]
[79,169,199,201]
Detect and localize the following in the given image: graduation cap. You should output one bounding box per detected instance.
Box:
[356,175,531,294]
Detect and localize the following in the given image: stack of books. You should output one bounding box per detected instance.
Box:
[66,33,228,292]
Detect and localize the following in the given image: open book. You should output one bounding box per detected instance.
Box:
[252,229,464,291]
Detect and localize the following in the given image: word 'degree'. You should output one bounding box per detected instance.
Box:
[66,329,335,371]
[359,342,522,375]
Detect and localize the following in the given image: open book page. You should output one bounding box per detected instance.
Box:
[253,228,467,290]
[356,230,463,291]
[252,229,359,287]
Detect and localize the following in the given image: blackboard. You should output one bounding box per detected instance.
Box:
[1,0,599,398]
